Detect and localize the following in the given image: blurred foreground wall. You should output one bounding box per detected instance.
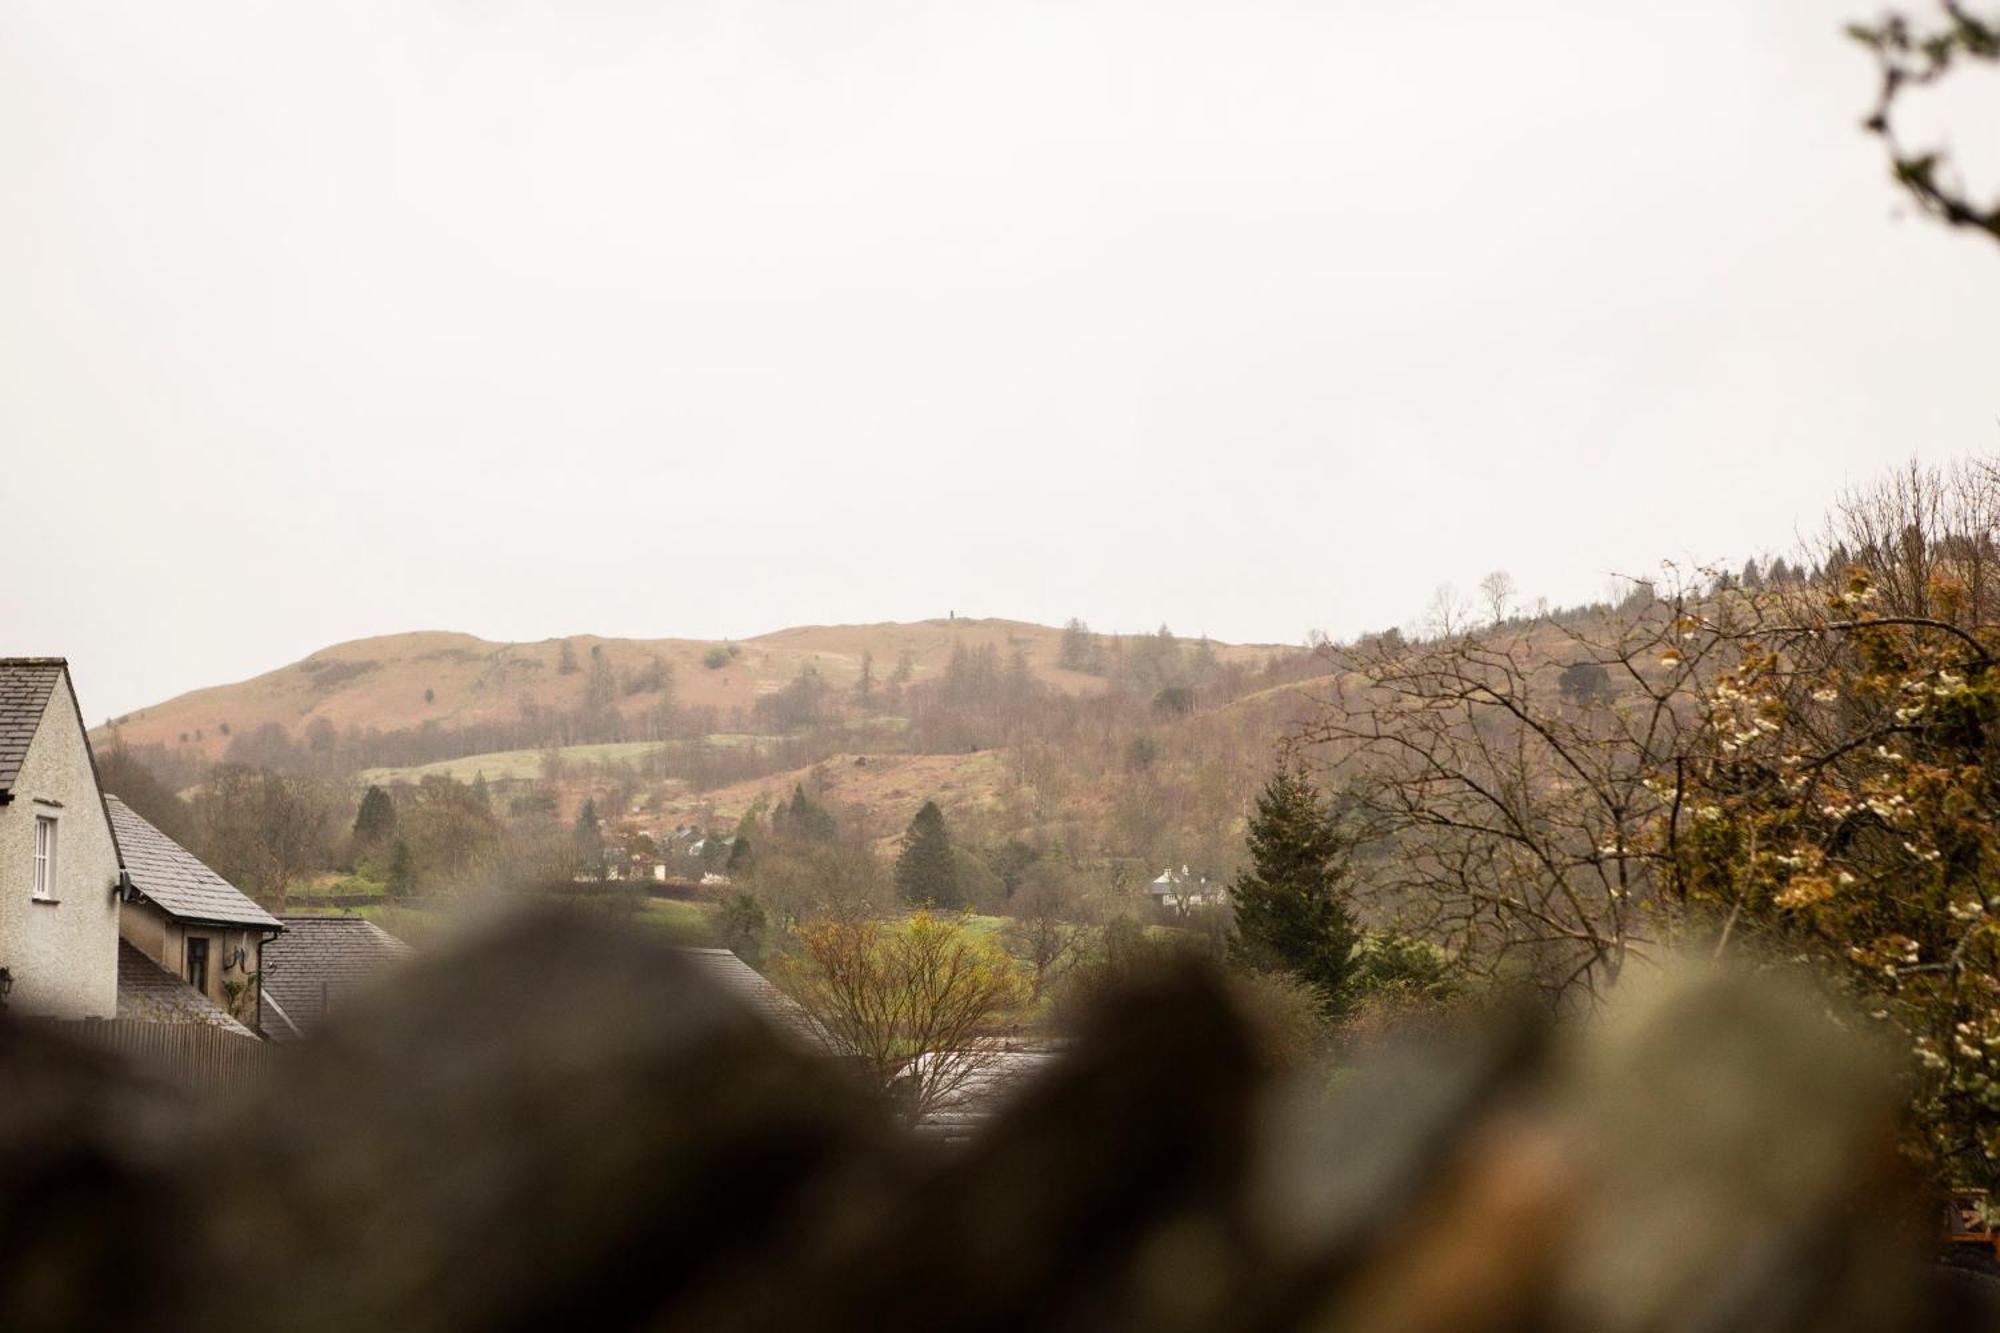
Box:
[0,908,1993,1332]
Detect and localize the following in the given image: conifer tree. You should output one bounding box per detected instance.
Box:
[353,785,396,846]
[894,800,961,907]
[776,783,836,841]
[1229,761,1360,1016]
[386,839,414,898]
[573,798,605,879]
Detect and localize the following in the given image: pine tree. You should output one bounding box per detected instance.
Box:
[353,785,396,845]
[1058,617,1098,672]
[386,839,414,898]
[573,798,605,879]
[1228,762,1360,1016]
[894,800,961,907]
[778,783,835,841]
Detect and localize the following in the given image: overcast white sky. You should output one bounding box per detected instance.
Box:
[5,0,1999,722]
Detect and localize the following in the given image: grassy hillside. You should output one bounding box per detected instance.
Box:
[98,619,1283,763]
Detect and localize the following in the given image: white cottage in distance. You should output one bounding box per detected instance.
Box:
[1148,865,1225,914]
[0,659,123,1017]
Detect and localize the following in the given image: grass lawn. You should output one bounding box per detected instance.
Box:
[638,896,722,947]
[280,900,458,949]
[357,735,788,787]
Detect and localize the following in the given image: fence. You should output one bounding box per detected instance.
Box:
[68,1019,266,1091]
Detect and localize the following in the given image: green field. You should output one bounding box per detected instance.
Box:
[284,894,722,950]
[358,736,778,787]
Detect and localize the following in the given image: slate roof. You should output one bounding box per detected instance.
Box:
[115,939,258,1038]
[105,795,281,930]
[913,1046,1064,1143]
[0,658,65,795]
[675,947,842,1054]
[260,915,415,1041]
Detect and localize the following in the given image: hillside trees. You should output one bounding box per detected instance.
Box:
[1058,618,1101,673]
[772,783,836,841]
[194,767,336,910]
[755,665,829,732]
[1304,575,1735,1007]
[95,743,200,848]
[400,774,502,890]
[749,834,888,923]
[1228,761,1361,1016]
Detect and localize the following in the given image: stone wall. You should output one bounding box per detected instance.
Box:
[0,907,1992,1332]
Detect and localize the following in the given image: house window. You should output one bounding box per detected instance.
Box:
[32,816,56,900]
[186,938,209,995]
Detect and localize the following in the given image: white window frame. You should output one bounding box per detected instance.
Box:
[32,813,57,901]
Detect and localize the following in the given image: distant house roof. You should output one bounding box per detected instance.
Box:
[0,658,65,795]
[1148,865,1207,894]
[106,795,281,930]
[115,939,257,1038]
[674,947,842,1054]
[259,915,414,1041]
[913,1046,1064,1142]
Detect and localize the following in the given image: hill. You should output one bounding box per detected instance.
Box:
[97,619,1286,764]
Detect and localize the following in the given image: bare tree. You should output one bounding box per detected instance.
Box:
[746,830,889,925]
[194,767,335,911]
[782,912,1026,1124]
[1808,457,2000,627]
[1478,570,1517,627]
[1303,573,1736,1007]
[1421,584,1473,641]
[1002,864,1089,1003]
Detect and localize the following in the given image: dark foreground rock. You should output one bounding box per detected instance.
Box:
[0,910,1989,1332]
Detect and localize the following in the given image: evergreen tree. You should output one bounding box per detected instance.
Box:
[1228,762,1360,1016]
[856,652,875,704]
[777,783,836,841]
[353,785,396,845]
[718,892,769,965]
[386,839,414,898]
[573,798,606,879]
[894,800,961,907]
[469,771,492,812]
[1059,617,1098,672]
